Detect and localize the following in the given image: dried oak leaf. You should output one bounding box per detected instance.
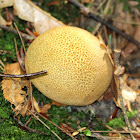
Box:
[1,62,29,116]
[0,0,64,34]
[40,103,52,114]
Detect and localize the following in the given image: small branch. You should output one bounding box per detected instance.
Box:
[0,24,34,40]
[14,117,46,135]
[14,22,27,54]
[0,66,3,70]
[90,130,140,134]
[0,70,47,78]
[68,0,140,48]
[0,59,5,67]
[39,113,77,140]
[28,110,62,140]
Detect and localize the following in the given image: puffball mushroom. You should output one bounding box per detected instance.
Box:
[25,26,113,106]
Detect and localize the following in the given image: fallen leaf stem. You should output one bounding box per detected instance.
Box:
[38,113,77,140]
[28,110,62,140]
[14,117,46,135]
[0,24,34,40]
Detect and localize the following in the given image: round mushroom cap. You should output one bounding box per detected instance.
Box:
[25,26,113,106]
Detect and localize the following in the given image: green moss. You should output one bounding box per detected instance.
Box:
[107,117,125,129]
[0,31,24,64]
[74,111,86,119]
[0,107,10,119]
[107,110,138,129]
[127,110,138,118]
[32,0,80,23]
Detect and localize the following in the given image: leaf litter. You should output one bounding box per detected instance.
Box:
[1,62,29,116]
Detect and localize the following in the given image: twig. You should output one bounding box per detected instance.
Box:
[28,110,62,140]
[80,133,121,140]
[0,66,3,70]
[0,24,34,40]
[0,70,47,78]
[85,134,122,139]
[90,130,140,134]
[68,0,140,48]
[14,117,46,135]
[0,59,5,68]
[0,59,4,70]
[38,113,77,140]
[14,23,27,55]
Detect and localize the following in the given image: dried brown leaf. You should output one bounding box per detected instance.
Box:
[40,103,52,113]
[33,97,41,113]
[1,62,29,116]
[60,123,75,132]
[128,1,139,7]
[48,1,60,6]
[0,0,64,34]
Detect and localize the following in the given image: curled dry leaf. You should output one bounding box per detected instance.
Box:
[118,77,137,111]
[60,123,75,132]
[114,65,125,76]
[33,97,41,113]
[40,103,52,114]
[33,98,65,113]
[1,62,29,116]
[0,0,64,34]
[113,66,137,111]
